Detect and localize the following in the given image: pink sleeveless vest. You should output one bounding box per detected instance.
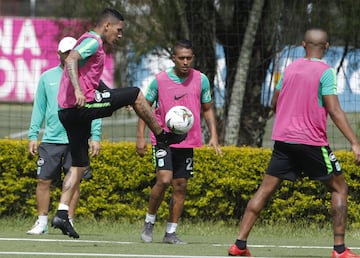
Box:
[272,58,331,145]
[150,69,203,148]
[58,32,105,108]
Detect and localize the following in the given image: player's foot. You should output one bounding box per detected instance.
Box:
[163,232,186,244]
[51,215,79,238]
[228,244,252,256]
[155,130,187,147]
[332,247,360,258]
[26,220,48,235]
[69,218,74,227]
[141,221,154,243]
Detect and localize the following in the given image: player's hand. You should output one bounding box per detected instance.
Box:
[208,138,223,156]
[89,141,101,157]
[351,143,360,165]
[208,138,223,157]
[29,140,38,156]
[75,88,86,107]
[136,138,148,157]
[126,105,133,111]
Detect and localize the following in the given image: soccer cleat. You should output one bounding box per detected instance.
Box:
[163,232,186,244]
[141,221,154,243]
[155,130,187,147]
[51,215,79,238]
[332,247,360,258]
[26,220,48,235]
[228,244,252,256]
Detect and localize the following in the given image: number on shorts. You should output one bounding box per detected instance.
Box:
[186,157,193,171]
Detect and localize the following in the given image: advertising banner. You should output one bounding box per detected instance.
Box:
[0,17,114,103]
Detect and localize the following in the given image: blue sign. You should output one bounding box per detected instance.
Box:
[262,46,360,112]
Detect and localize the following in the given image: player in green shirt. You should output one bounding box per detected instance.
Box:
[27,37,102,235]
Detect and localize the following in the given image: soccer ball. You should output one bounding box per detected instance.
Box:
[165,106,194,134]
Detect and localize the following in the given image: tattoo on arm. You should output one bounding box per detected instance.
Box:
[67,61,81,90]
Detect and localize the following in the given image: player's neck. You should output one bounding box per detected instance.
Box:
[173,68,190,79]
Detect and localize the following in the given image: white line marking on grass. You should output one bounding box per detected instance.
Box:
[1,238,359,257]
[0,237,133,244]
[213,243,360,250]
[0,252,274,258]
[2,238,359,251]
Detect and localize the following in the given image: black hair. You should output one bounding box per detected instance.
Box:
[97,8,124,25]
[172,39,193,55]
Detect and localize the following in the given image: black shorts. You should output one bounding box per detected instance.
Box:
[58,87,140,167]
[266,141,342,181]
[36,142,71,180]
[152,146,194,179]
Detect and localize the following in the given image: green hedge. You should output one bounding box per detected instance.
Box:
[1,140,360,225]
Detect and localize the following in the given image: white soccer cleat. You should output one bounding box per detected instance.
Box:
[26,220,48,235]
[141,221,154,243]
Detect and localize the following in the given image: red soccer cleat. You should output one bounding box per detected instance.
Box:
[228,244,252,256]
[332,248,360,258]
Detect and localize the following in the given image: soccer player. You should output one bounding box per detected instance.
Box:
[136,39,222,244]
[228,27,360,257]
[27,37,101,235]
[51,8,186,238]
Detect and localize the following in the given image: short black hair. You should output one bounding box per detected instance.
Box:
[97,8,124,25]
[172,39,193,55]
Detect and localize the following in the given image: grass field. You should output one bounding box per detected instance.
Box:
[0,103,141,142]
[1,103,360,257]
[1,218,360,257]
[1,103,359,150]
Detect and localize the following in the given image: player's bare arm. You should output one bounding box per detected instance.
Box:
[136,118,148,157]
[136,100,154,156]
[89,140,101,157]
[324,94,360,164]
[202,102,222,156]
[28,140,38,156]
[271,89,280,113]
[65,50,86,107]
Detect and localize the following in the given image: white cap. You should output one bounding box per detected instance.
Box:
[58,37,77,53]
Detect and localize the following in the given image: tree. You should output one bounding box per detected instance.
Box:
[29,0,360,147]
[223,0,265,145]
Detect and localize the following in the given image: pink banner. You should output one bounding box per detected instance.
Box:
[0,17,114,103]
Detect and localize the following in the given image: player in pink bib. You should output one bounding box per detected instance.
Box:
[228,27,360,257]
[136,39,222,244]
[52,8,186,239]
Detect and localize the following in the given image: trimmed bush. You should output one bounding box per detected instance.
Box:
[1,140,360,225]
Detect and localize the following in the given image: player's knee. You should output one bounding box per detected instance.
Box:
[324,175,348,195]
[37,179,51,189]
[173,180,187,190]
[156,179,171,189]
[134,89,144,103]
[334,183,348,196]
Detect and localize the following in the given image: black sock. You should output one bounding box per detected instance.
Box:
[235,239,247,250]
[334,244,345,253]
[56,210,68,220]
